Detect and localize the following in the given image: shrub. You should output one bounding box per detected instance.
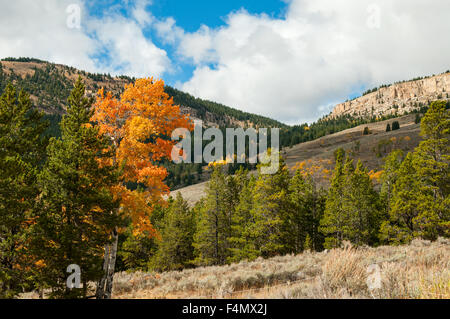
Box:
[392,121,400,130]
[414,114,421,124]
[363,127,370,135]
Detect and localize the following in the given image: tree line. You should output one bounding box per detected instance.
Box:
[122,101,448,272]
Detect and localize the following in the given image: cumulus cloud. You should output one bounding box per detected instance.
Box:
[132,0,153,26]
[0,0,170,77]
[1,0,449,124]
[0,0,98,72]
[175,0,450,124]
[154,17,184,45]
[89,14,170,77]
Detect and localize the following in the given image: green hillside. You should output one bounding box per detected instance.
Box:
[0,57,284,130]
[1,58,447,190]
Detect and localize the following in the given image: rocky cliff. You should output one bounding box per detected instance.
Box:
[329,72,450,119]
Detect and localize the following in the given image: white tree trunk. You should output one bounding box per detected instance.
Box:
[104,228,119,299]
[96,243,110,299]
[96,229,119,299]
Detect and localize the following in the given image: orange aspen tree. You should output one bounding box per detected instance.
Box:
[91,78,192,298]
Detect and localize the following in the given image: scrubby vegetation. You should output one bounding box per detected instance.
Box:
[107,238,449,299]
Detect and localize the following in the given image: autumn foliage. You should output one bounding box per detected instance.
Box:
[92,78,192,235]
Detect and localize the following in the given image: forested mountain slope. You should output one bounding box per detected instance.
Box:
[1,57,447,191]
[0,58,284,129]
[171,113,423,205]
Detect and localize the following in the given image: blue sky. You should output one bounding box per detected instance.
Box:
[149,0,287,32]
[1,0,449,124]
[147,0,287,85]
[85,0,288,86]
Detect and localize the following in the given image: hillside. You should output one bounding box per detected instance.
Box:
[0,58,290,190]
[0,58,284,129]
[329,72,450,119]
[171,114,422,205]
[0,57,443,192]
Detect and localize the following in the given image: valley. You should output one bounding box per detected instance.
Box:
[171,113,422,205]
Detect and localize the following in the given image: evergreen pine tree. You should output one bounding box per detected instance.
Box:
[0,83,48,298]
[250,155,290,257]
[346,160,381,246]
[193,166,231,266]
[380,152,421,244]
[32,77,121,298]
[392,121,400,130]
[320,149,347,248]
[414,113,421,124]
[228,171,258,262]
[381,101,449,243]
[412,101,449,238]
[380,150,404,218]
[288,170,325,253]
[321,152,380,247]
[152,193,195,271]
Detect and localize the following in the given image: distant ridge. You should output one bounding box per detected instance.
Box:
[0,57,285,129]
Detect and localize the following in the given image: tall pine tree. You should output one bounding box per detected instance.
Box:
[380,152,422,244]
[250,156,290,257]
[413,100,449,238]
[380,149,404,219]
[321,150,380,248]
[152,193,195,271]
[320,149,347,248]
[193,166,231,266]
[0,83,48,298]
[288,170,325,252]
[345,160,380,246]
[32,77,121,298]
[381,101,449,243]
[228,169,257,262]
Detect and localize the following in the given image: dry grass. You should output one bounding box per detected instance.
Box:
[112,238,449,299]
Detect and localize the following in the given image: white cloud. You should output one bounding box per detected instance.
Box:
[89,15,170,77]
[0,0,170,78]
[1,0,449,124]
[0,0,98,72]
[176,0,450,124]
[132,0,153,26]
[154,17,184,45]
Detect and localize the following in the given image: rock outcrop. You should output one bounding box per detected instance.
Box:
[329,72,450,119]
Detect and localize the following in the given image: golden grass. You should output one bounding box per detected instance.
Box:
[111,238,449,299]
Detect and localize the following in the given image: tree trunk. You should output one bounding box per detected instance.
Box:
[104,228,119,299]
[96,240,111,299]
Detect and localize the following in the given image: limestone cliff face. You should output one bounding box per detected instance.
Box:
[329,72,450,119]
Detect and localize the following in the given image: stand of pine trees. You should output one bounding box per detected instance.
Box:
[130,101,448,271]
[30,78,122,298]
[0,84,48,298]
[0,72,448,298]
